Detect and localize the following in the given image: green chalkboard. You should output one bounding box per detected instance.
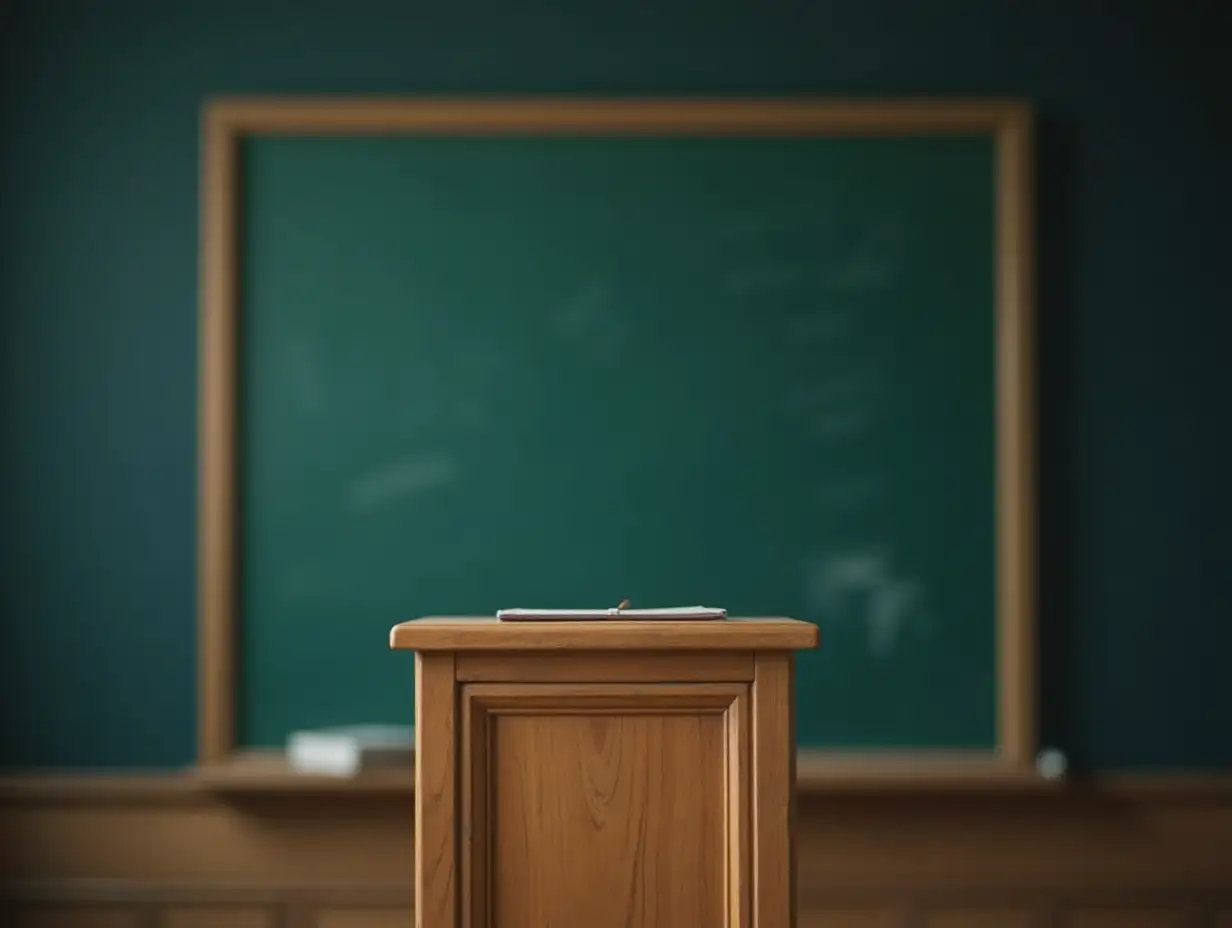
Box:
[236,130,1003,753]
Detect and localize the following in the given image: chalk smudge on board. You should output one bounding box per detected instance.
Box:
[803,548,926,659]
[783,371,887,443]
[349,452,457,511]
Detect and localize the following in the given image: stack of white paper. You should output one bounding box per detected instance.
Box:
[286,724,414,778]
[497,606,727,622]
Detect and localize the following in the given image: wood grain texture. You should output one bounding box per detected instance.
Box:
[458,689,485,928]
[461,682,749,927]
[794,751,1055,792]
[922,910,1039,928]
[727,674,751,927]
[4,770,1231,801]
[5,769,1231,801]
[162,906,273,928]
[315,910,416,928]
[391,616,817,652]
[193,750,414,795]
[495,714,727,926]
[11,909,140,928]
[197,101,240,765]
[797,911,901,928]
[206,97,1029,136]
[753,653,797,928]
[3,787,1232,922]
[1065,910,1190,928]
[455,650,755,683]
[995,103,1038,769]
[414,653,456,928]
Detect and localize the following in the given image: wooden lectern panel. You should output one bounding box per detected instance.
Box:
[395,616,816,928]
[461,683,750,928]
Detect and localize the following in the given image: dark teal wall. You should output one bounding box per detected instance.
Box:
[2,0,1228,770]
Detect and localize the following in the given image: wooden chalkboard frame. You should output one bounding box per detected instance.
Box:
[197,97,1037,790]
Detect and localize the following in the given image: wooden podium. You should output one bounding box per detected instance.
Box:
[389,615,819,928]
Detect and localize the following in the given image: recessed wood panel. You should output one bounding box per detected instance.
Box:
[923,910,1037,928]
[797,908,902,927]
[315,909,415,928]
[13,907,139,928]
[1066,909,1189,928]
[461,682,748,928]
[163,907,273,928]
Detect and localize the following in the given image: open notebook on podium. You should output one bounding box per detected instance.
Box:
[497,603,727,622]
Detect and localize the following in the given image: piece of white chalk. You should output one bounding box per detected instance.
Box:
[1035,747,1068,780]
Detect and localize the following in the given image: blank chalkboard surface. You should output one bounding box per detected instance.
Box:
[201,100,1033,770]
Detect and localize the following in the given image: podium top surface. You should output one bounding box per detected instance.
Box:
[389,615,819,652]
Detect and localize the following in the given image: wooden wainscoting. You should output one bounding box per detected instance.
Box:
[2,775,1231,926]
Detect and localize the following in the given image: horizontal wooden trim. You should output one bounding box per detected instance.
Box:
[206,96,1030,137]
[0,771,203,804]
[3,784,1231,908]
[390,616,818,651]
[193,750,415,795]
[463,680,746,714]
[796,749,1052,792]
[0,880,415,907]
[3,763,1230,802]
[3,878,1232,914]
[454,650,755,682]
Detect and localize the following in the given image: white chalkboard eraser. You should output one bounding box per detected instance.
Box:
[286,724,414,778]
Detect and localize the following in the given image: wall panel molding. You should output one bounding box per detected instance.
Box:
[3,774,1230,926]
